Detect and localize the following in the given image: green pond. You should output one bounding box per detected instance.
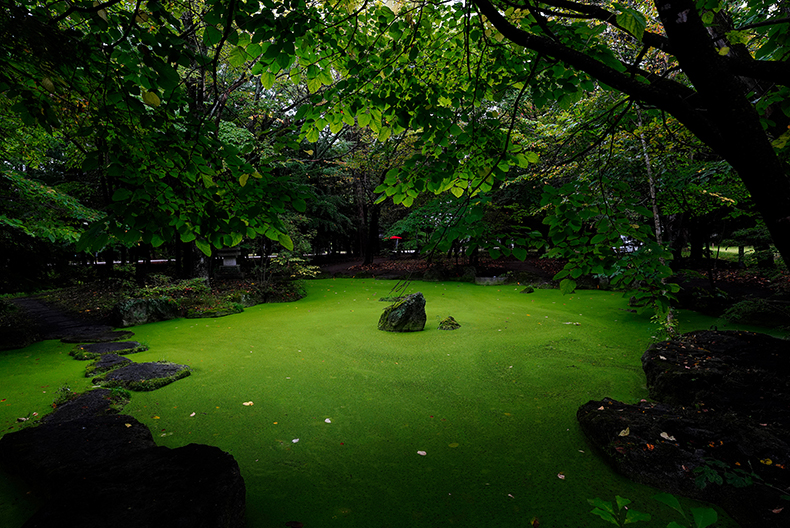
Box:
[2,278,762,527]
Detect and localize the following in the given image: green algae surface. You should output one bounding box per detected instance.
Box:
[1,279,755,527]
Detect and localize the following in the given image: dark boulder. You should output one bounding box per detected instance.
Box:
[578,398,790,528]
[642,330,790,428]
[0,414,246,528]
[578,330,790,528]
[23,443,246,528]
[378,292,426,332]
[0,414,156,479]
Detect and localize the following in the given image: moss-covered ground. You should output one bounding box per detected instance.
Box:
[2,278,772,527]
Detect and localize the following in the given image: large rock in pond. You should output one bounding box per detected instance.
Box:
[0,414,246,528]
[577,398,790,528]
[112,297,181,327]
[642,330,790,427]
[378,292,426,332]
[577,330,790,528]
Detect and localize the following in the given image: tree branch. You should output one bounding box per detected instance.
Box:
[472,0,712,141]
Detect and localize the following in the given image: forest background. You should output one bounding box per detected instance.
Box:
[1,0,789,330]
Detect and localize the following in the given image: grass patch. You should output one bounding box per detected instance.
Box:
[1,279,766,527]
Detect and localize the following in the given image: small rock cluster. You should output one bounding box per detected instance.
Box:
[438,316,461,330]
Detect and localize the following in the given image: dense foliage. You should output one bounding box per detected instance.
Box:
[1,1,788,316]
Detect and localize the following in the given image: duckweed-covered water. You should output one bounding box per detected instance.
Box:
[1,279,750,527]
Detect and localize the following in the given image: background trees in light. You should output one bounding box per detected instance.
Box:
[1,0,787,306]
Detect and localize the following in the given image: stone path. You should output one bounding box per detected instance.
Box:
[0,297,240,527]
[10,296,114,341]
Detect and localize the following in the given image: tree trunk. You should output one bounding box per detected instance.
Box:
[653,0,790,267]
[473,0,790,267]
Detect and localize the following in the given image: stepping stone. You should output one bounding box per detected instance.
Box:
[85,354,133,377]
[93,362,191,391]
[44,389,125,424]
[61,330,135,343]
[70,341,148,360]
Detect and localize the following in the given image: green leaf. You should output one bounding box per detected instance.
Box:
[112,188,132,202]
[652,493,684,516]
[615,495,631,510]
[180,231,197,243]
[512,247,527,261]
[142,91,161,107]
[230,232,243,247]
[488,248,501,259]
[691,507,717,528]
[358,111,371,128]
[195,239,212,256]
[247,42,262,58]
[228,46,247,68]
[616,9,646,41]
[378,127,391,142]
[278,233,294,251]
[624,509,651,524]
[306,126,320,143]
[239,173,249,187]
[560,278,577,294]
[329,118,344,134]
[261,71,276,89]
[203,26,223,47]
[666,522,686,528]
[590,508,619,525]
[151,234,165,247]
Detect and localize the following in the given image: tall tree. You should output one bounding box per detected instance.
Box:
[470,0,790,265]
[0,0,311,261]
